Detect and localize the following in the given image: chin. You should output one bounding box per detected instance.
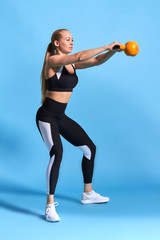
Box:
[67,50,72,54]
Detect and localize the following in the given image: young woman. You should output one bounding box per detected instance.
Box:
[35,28,122,222]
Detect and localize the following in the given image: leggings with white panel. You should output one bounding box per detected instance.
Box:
[35,97,96,195]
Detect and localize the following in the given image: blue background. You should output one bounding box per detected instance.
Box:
[0,0,160,239]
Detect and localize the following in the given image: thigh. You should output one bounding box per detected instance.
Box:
[58,114,93,146]
[36,112,63,154]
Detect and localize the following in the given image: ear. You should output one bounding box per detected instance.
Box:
[54,40,59,47]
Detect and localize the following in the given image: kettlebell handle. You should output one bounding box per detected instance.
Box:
[113,45,125,50]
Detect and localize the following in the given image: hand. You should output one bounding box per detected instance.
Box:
[116,42,123,52]
[108,41,123,52]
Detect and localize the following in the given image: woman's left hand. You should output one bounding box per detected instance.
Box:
[111,42,123,52]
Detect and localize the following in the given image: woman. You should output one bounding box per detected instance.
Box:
[35,28,122,222]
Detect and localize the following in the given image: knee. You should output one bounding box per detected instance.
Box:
[78,141,96,160]
[50,144,63,161]
[90,142,96,156]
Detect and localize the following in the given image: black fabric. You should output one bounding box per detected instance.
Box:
[46,64,78,92]
[35,97,96,194]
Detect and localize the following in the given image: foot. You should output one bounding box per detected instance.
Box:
[45,202,60,222]
[81,190,109,204]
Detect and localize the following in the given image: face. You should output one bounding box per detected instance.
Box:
[55,31,74,54]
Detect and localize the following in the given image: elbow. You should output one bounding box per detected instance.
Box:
[95,57,100,66]
[79,54,83,62]
[77,52,85,62]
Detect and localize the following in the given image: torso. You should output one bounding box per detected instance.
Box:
[44,61,74,103]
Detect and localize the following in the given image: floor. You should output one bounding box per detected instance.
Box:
[0,180,160,240]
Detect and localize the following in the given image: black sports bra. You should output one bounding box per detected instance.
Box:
[46,64,78,92]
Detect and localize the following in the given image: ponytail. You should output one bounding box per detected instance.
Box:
[40,42,56,105]
[40,29,68,105]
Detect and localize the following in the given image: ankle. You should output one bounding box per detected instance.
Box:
[46,201,54,205]
[84,183,92,193]
[84,189,93,193]
[47,194,54,205]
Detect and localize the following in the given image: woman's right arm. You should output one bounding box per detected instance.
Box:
[48,42,119,67]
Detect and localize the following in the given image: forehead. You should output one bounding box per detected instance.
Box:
[62,31,73,38]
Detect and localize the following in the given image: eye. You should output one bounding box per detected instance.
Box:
[66,38,73,42]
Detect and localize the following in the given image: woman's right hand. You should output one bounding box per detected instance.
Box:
[107,41,121,51]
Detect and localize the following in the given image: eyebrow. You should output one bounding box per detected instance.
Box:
[66,37,73,40]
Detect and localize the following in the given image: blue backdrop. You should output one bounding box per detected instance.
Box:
[1,0,160,239]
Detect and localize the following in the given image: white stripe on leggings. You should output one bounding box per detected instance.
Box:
[38,120,54,151]
[78,145,91,160]
[46,154,55,194]
[38,120,55,194]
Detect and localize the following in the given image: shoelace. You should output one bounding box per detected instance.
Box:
[46,202,59,209]
[46,202,59,214]
[53,202,59,206]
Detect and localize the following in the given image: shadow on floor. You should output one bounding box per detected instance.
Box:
[0,177,81,219]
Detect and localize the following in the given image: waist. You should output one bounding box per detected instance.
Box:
[45,90,72,103]
[41,97,68,117]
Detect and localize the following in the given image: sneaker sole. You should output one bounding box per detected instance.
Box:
[45,217,60,222]
[81,198,109,204]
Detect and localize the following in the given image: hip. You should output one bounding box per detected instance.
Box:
[36,97,68,120]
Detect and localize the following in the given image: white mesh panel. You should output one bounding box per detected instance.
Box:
[38,120,54,151]
[56,66,63,79]
[78,145,91,160]
[46,154,55,194]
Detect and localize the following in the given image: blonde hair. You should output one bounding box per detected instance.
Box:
[40,28,69,105]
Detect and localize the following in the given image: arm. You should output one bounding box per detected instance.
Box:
[75,50,118,69]
[95,50,117,65]
[74,50,118,69]
[74,42,122,69]
[48,45,110,68]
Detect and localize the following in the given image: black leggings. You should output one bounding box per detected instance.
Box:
[35,97,96,195]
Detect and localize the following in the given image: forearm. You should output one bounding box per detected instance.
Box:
[96,50,117,65]
[79,45,110,62]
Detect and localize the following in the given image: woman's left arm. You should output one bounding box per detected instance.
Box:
[96,50,117,65]
[75,49,122,69]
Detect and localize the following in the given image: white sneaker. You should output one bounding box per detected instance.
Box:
[81,190,110,204]
[45,202,60,222]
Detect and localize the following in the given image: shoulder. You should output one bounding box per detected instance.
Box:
[45,59,62,78]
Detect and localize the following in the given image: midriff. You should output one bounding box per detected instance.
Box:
[45,90,72,103]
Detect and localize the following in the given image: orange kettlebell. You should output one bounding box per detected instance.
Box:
[113,41,139,56]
